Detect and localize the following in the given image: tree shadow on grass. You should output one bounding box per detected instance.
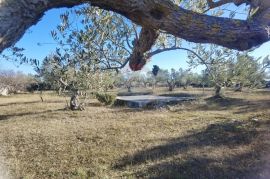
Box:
[201,96,248,110]
[0,101,40,107]
[233,99,270,114]
[113,120,270,178]
[0,100,64,107]
[134,150,268,179]
[0,109,65,121]
[158,92,198,98]
[193,96,270,114]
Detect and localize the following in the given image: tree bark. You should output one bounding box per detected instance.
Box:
[167,81,175,91]
[0,0,269,55]
[234,83,243,92]
[215,85,222,97]
[168,84,174,91]
[129,28,158,71]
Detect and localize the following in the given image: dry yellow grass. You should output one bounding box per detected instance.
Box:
[0,89,269,178]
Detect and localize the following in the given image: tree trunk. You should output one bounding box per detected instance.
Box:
[202,83,205,94]
[167,81,175,91]
[39,91,44,102]
[215,85,222,97]
[183,84,188,90]
[0,0,269,55]
[58,87,62,96]
[235,83,243,92]
[168,85,174,91]
[153,77,157,90]
[70,95,78,110]
[127,86,131,93]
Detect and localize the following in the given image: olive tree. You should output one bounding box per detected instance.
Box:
[50,5,189,71]
[0,0,269,71]
[37,49,115,109]
[188,44,236,97]
[231,54,266,90]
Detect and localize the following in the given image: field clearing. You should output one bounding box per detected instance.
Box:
[0,88,270,178]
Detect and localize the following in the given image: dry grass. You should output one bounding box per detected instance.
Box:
[0,89,269,178]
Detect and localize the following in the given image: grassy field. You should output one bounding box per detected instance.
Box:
[0,88,269,178]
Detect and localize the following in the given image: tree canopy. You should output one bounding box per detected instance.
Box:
[0,0,269,71]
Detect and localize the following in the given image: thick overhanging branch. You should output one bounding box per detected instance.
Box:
[129,28,159,71]
[100,28,158,71]
[0,0,269,55]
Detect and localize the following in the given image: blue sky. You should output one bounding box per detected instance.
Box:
[0,5,269,74]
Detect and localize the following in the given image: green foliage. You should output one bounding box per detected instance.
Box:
[95,92,116,105]
[231,54,265,88]
[146,67,203,90]
[0,0,237,74]
[188,44,237,95]
[152,65,160,76]
[188,45,267,95]
[37,51,116,94]
[51,6,135,70]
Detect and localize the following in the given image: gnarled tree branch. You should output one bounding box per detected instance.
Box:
[129,28,159,71]
[0,0,269,55]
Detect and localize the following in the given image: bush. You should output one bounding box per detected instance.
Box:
[95,92,116,105]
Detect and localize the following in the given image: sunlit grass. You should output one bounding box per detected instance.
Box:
[0,88,269,178]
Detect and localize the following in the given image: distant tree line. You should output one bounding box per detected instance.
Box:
[112,52,269,96]
[0,70,35,94]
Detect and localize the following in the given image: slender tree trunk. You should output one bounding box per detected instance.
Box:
[167,81,175,91]
[58,87,62,96]
[39,91,44,102]
[235,83,243,92]
[215,85,222,97]
[153,77,157,90]
[127,86,131,93]
[203,83,205,94]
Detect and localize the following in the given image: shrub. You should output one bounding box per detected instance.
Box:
[95,92,116,105]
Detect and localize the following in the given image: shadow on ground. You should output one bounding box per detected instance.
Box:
[0,109,66,121]
[113,120,270,178]
[0,100,64,107]
[192,96,270,114]
[159,92,201,98]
